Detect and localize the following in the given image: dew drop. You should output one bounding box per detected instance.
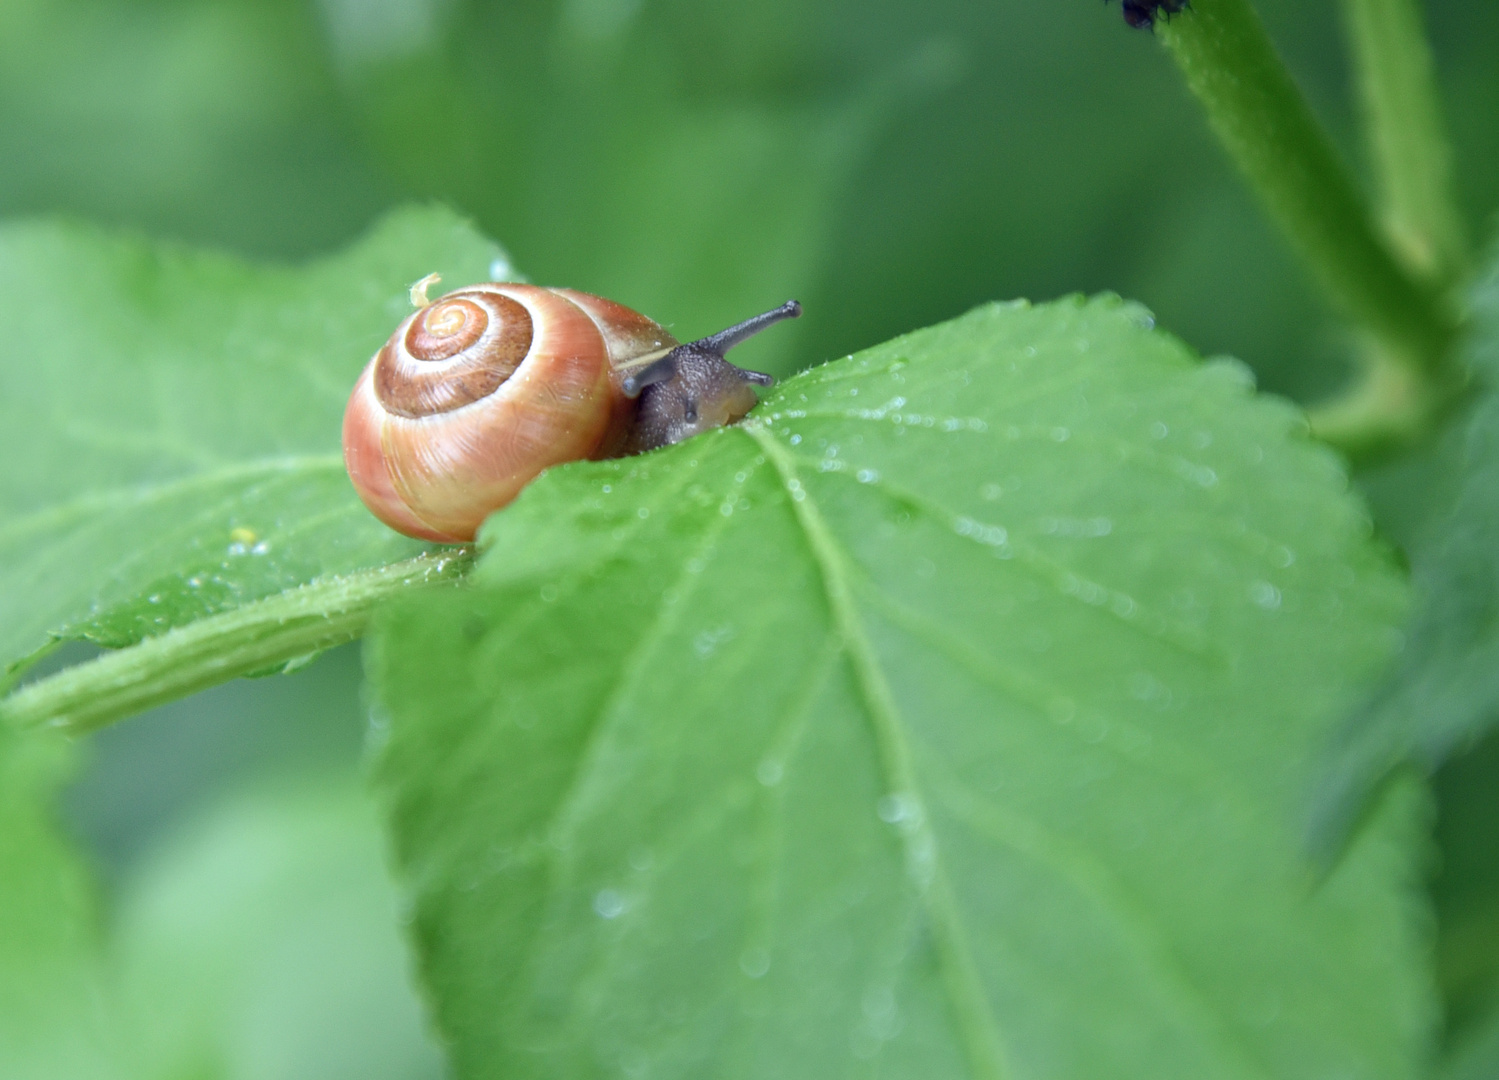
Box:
[739,947,771,978]
[593,889,626,919]
[693,625,734,657]
[1249,581,1282,610]
[877,793,919,825]
[756,759,784,786]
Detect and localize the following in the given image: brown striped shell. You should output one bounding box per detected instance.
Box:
[343,283,676,542]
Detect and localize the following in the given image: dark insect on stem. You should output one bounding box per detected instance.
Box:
[1112,0,1188,30]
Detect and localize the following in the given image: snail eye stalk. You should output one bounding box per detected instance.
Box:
[622,300,799,400]
[696,300,802,356]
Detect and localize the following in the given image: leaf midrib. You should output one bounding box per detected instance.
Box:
[746,422,1014,1080]
[751,421,1283,1080]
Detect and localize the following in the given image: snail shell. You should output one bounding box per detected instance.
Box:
[343,280,796,543]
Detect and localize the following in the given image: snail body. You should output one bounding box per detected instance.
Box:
[343,278,798,542]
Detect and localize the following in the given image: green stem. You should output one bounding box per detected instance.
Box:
[1341,0,1468,290]
[1157,0,1458,448]
[0,552,470,736]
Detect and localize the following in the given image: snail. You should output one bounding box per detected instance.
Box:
[343,275,800,542]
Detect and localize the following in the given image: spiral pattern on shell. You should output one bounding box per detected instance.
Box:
[343,283,677,542]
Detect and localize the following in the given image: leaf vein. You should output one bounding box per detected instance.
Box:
[746,424,1015,1080]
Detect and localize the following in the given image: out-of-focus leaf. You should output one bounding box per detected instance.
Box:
[0,205,499,675]
[333,0,950,382]
[372,297,1424,1079]
[1447,1023,1499,1080]
[112,773,444,1080]
[330,0,1475,405]
[0,0,390,257]
[64,641,373,878]
[0,723,122,1078]
[1314,246,1499,846]
[1446,1014,1499,1080]
[8,0,1499,406]
[1429,734,1499,1080]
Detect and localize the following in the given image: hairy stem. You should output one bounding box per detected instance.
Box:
[1341,0,1468,290]
[1157,0,1458,448]
[0,552,470,736]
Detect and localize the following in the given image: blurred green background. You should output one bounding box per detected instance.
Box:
[5,0,1499,1075]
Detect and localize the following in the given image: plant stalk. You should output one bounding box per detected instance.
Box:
[1157,0,1458,449]
[1341,0,1468,290]
[0,552,470,736]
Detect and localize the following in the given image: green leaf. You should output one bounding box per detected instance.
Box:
[111,773,444,1080]
[1315,246,1499,845]
[1446,1020,1499,1080]
[371,297,1426,1079]
[0,723,122,1078]
[1430,735,1499,1080]
[0,205,497,690]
